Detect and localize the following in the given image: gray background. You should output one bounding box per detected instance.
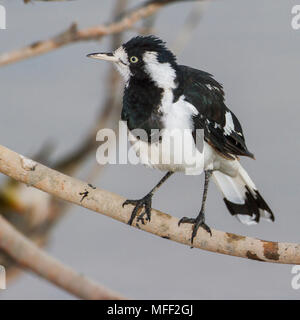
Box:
[0,0,299,299]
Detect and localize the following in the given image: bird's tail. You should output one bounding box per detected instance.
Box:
[212,163,274,225]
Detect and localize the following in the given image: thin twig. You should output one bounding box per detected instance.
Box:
[0,214,125,299]
[0,0,192,67]
[0,144,298,264]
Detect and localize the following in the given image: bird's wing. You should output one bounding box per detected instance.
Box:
[178,65,254,159]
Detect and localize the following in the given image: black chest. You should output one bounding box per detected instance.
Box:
[121,78,165,135]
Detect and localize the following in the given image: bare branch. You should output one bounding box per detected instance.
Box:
[0,214,125,299]
[0,144,299,264]
[0,0,191,67]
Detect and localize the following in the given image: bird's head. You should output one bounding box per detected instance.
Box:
[87,35,178,88]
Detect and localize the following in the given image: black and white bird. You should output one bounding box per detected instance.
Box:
[87,35,274,244]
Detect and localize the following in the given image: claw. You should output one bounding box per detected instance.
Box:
[178,217,195,226]
[178,213,212,244]
[122,199,137,208]
[122,194,152,225]
[191,220,212,244]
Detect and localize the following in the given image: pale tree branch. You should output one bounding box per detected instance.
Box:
[0,214,125,299]
[0,144,299,264]
[0,0,198,67]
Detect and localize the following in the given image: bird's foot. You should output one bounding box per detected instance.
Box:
[122,194,152,225]
[178,213,212,245]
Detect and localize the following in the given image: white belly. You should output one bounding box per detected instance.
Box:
[128,131,239,178]
[128,130,205,175]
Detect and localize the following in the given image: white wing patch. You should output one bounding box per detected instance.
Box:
[224,111,235,135]
[214,122,221,129]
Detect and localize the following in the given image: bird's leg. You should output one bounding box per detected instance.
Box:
[123,171,174,226]
[178,170,213,244]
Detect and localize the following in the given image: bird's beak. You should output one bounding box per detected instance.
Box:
[86,52,118,62]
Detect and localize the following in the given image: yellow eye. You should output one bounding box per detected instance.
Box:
[130,56,139,63]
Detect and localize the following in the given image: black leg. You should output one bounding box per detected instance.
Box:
[178,170,213,244]
[123,171,174,225]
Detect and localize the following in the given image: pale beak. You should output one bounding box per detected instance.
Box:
[86,52,118,62]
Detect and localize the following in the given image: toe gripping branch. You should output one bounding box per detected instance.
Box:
[178,170,213,245]
[123,171,174,226]
[122,193,153,225]
[178,214,212,245]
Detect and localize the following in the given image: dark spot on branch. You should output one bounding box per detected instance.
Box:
[30,41,41,49]
[79,190,89,202]
[161,236,170,240]
[262,241,279,261]
[246,251,264,261]
[55,23,78,44]
[226,232,246,243]
[88,183,96,190]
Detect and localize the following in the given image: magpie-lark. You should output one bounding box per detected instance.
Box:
[87,35,274,244]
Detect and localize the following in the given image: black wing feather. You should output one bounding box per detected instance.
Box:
[178,65,254,159]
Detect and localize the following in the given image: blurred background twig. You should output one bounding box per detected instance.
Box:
[0,214,125,299]
[0,0,201,67]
